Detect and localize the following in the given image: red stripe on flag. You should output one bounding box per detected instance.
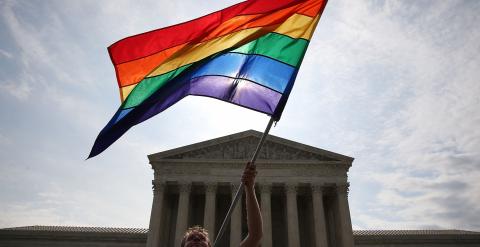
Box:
[108,0,314,65]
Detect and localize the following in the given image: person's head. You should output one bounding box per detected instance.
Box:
[181,226,211,247]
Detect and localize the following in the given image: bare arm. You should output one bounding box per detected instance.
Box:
[240,162,263,247]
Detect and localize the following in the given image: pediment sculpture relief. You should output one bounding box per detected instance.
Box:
[165,136,336,161]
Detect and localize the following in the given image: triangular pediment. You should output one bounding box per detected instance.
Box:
[148,130,353,162]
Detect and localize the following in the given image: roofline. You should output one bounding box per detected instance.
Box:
[3,226,479,237]
[148,129,354,163]
[0,225,148,234]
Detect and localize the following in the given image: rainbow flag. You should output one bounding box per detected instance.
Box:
[89,0,328,158]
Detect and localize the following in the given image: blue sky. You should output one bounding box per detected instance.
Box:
[1,0,479,230]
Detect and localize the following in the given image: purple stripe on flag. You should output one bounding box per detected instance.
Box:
[190,76,282,114]
[138,75,282,123]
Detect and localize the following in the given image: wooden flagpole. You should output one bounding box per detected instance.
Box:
[213,117,275,247]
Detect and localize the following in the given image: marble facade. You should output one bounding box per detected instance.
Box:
[146,130,355,247]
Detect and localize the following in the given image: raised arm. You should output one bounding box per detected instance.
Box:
[240,162,263,247]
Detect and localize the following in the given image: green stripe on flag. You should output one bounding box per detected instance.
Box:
[230,32,308,67]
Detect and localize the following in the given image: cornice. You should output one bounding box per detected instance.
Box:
[151,159,347,164]
[152,162,349,181]
[147,130,354,163]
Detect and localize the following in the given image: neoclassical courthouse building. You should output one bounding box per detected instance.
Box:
[1,130,479,247]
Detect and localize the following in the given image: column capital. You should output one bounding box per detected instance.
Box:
[311,183,326,194]
[336,183,350,195]
[259,183,272,194]
[152,180,165,195]
[178,182,192,193]
[205,182,217,193]
[285,183,298,194]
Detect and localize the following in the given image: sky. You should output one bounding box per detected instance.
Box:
[1,0,479,231]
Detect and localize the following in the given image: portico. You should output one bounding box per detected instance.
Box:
[146,130,354,247]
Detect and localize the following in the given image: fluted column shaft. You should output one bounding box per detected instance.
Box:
[146,180,165,247]
[285,183,300,247]
[175,182,191,247]
[312,184,328,247]
[337,183,354,247]
[204,182,217,240]
[260,183,272,247]
[230,184,242,247]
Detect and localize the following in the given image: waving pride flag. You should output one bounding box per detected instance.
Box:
[89,0,328,158]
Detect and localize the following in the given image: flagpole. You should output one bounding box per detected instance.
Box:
[213,117,275,247]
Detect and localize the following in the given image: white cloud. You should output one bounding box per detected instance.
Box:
[0,2,81,97]
[0,184,149,228]
[0,78,32,101]
[338,0,480,230]
[0,48,13,59]
[0,205,63,227]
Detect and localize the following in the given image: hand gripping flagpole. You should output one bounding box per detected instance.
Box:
[213,117,275,247]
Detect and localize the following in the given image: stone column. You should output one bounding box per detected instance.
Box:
[260,183,272,247]
[336,183,354,247]
[285,183,300,247]
[311,183,328,247]
[230,183,242,247]
[146,180,165,247]
[174,182,191,247]
[203,182,217,240]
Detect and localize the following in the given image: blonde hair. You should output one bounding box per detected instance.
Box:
[181,225,211,247]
